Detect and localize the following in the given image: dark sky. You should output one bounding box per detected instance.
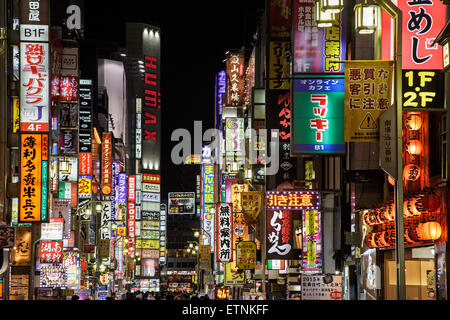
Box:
[84,1,265,196]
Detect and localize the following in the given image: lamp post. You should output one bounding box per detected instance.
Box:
[366,0,406,300]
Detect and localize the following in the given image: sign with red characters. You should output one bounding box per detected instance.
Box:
[79,152,92,175]
[39,241,63,264]
[59,76,79,102]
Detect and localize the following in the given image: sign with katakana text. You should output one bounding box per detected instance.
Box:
[292,76,345,155]
[402,70,444,109]
[269,41,290,90]
[59,76,79,102]
[398,0,446,70]
[78,175,91,198]
[293,0,346,74]
[345,60,394,142]
[20,134,45,222]
[20,42,50,132]
[217,203,233,262]
[302,209,322,273]
[39,241,63,264]
[266,191,320,210]
[101,132,112,195]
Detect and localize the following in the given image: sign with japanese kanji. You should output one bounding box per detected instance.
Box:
[59,76,79,102]
[293,0,346,74]
[20,42,50,132]
[302,209,322,273]
[226,52,244,106]
[168,192,195,214]
[398,0,446,70]
[39,241,63,264]
[79,152,91,175]
[379,104,398,179]
[241,191,262,225]
[20,134,44,222]
[267,210,300,260]
[0,227,15,248]
[236,241,256,270]
[269,41,290,90]
[217,203,233,263]
[345,60,394,142]
[78,175,91,198]
[100,201,111,240]
[292,76,345,155]
[101,132,112,195]
[301,275,342,300]
[402,70,444,109]
[225,118,245,157]
[266,190,320,210]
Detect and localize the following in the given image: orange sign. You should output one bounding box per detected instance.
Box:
[20,134,43,222]
[266,191,320,210]
[215,288,230,300]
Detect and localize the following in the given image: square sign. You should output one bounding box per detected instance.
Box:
[292,76,345,155]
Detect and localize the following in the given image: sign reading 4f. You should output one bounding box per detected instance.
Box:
[402,70,444,109]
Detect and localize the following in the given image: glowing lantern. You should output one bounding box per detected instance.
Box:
[421,193,440,212]
[406,140,423,155]
[403,164,420,181]
[408,196,422,216]
[403,199,413,217]
[417,222,442,241]
[405,114,422,131]
[387,175,395,186]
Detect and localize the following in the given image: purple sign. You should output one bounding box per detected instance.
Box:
[118,173,127,205]
[293,0,345,74]
[216,70,226,130]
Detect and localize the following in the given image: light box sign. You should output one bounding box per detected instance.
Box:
[128,202,136,257]
[216,203,233,263]
[39,241,63,264]
[225,118,245,156]
[20,134,47,222]
[168,192,195,214]
[51,199,71,239]
[100,201,111,240]
[226,52,245,106]
[20,42,50,132]
[128,175,136,202]
[292,76,345,155]
[41,218,63,240]
[118,173,127,205]
[101,133,112,195]
[266,209,300,260]
[302,209,322,273]
[79,153,91,175]
[236,241,256,270]
[59,76,79,102]
[398,0,446,70]
[269,41,291,90]
[293,0,345,74]
[302,275,342,300]
[402,70,444,109]
[266,191,320,210]
[78,175,91,199]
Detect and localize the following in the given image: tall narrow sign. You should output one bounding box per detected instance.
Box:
[216,203,233,263]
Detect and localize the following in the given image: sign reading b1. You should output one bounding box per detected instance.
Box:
[20,25,49,41]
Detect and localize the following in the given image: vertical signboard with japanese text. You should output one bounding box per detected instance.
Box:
[292,76,345,155]
[292,0,345,74]
[226,52,245,106]
[201,164,215,249]
[19,0,50,132]
[20,134,48,222]
[101,133,112,195]
[398,0,446,70]
[217,203,233,263]
[215,70,226,130]
[402,70,444,109]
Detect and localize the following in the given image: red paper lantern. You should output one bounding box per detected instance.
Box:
[405,114,422,130]
[403,164,420,181]
[417,222,442,241]
[421,193,440,212]
[406,140,423,155]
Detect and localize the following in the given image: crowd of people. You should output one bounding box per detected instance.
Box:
[71,291,211,301]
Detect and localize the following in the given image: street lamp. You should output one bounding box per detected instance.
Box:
[354,1,380,34]
[320,0,344,14]
[314,0,338,28]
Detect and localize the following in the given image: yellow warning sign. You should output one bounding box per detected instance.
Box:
[344,60,394,142]
[359,113,377,130]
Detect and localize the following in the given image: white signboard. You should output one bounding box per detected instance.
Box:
[142,183,160,193]
[142,192,160,203]
[41,219,64,240]
[20,42,50,132]
[20,24,49,41]
[301,275,343,300]
[100,201,111,239]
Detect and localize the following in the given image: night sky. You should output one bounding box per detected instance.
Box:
[84,1,265,197]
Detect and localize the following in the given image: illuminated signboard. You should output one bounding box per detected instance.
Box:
[216,70,226,129]
[402,70,444,109]
[59,76,79,102]
[100,201,111,240]
[292,76,345,155]
[344,60,394,142]
[78,175,91,198]
[142,173,160,184]
[302,275,342,300]
[266,209,299,260]
[225,118,245,156]
[128,202,135,257]
[215,288,230,300]
[168,192,195,214]
[201,164,215,248]
[398,0,446,70]
[101,132,112,195]
[302,209,322,273]
[39,241,63,263]
[79,79,93,153]
[128,175,136,202]
[20,134,47,222]
[226,52,245,106]
[293,0,346,74]
[216,203,233,263]
[269,41,290,90]
[79,152,91,175]
[236,241,256,270]
[266,191,320,210]
[41,218,63,240]
[118,173,127,205]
